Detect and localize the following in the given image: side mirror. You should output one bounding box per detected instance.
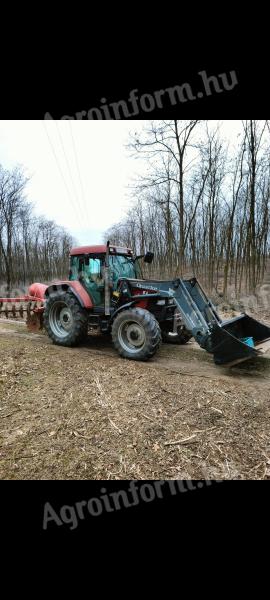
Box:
[144,252,154,264]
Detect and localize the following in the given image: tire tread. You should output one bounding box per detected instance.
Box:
[112,307,161,361]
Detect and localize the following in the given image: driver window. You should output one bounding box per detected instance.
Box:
[83,258,104,284]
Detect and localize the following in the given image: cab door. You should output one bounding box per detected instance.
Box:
[79,256,105,307]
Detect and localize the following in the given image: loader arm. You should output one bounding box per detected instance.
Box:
[172,278,270,366]
[127,276,270,366]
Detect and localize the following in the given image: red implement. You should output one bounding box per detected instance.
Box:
[0,293,45,331]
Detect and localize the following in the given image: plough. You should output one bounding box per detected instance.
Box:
[0,292,44,331]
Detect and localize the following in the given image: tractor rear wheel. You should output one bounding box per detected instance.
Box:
[44,292,88,347]
[162,325,192,345]
[112,308,161,361]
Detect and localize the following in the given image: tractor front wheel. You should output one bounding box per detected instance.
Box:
[112,308,161,361]
[44,292,88,347]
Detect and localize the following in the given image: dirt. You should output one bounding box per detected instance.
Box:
[0,320,270,480]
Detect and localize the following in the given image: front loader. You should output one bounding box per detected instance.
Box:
[1,242,270,366]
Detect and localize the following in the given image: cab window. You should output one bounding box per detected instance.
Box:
[84,258,103,281]
[70,256,103,282]
[109,255,137,282]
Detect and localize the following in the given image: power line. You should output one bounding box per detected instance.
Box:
[43,122,84,231]
[69,121,91,230]
[55,121,86,229]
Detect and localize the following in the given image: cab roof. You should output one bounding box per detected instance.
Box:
[70,245,133,256]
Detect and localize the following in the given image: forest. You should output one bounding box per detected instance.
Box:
[106,120,270,297]
[0,165,73,291]
[1,120,270,299]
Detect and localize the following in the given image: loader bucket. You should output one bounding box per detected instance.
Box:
[210,314,270,366]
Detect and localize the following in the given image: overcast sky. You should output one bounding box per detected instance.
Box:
[0,120,243,245]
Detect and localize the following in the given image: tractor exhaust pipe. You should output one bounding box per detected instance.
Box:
[104,240,111,316]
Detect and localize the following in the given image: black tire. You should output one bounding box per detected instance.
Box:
[162,325,192,345]
[112,308,161,361]
[44,292,88,347]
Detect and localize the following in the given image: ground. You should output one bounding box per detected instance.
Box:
[0,320,270,480]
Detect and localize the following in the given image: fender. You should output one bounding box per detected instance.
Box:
[45,281,93,309]
[28,283,48,299]
[109,293,170,323]
[109,301,137,324]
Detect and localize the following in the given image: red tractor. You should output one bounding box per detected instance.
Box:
[37,242,190,361]
[2,241,270,366]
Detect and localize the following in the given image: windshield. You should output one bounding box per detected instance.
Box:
[109,255,141,282]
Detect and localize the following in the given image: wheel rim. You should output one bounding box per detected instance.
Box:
[49,301,74,339]
[118,320,146,354]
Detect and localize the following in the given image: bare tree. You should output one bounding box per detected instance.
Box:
[0,164,74,291]
[107,120,270,298]
[131,120,201,274]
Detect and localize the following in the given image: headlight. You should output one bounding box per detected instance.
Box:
[157,300,166,306]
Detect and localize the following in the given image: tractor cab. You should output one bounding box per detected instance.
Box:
[69,245,145,307]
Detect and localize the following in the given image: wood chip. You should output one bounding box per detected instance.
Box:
[165,434,198,447]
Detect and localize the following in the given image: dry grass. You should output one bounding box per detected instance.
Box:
[0,323,270,480]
